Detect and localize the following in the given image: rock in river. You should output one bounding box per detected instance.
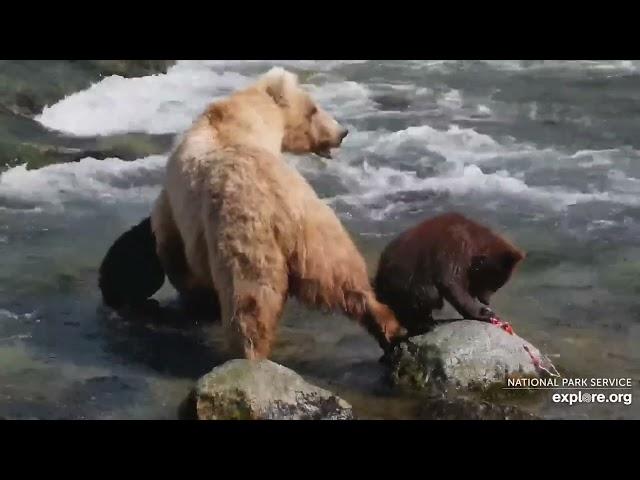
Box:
[389,320,558,393]
[193,359,354,420]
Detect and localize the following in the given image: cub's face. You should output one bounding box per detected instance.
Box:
[262,68,349,158]
[469,250,524,305]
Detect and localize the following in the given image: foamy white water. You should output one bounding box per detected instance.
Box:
[326,160,634,214]
[36,61,375,137]
[26,59,640,221]
[0,155,166,209]
[480,60,640,72]
[367,124,509,161]
[37,62,250,136]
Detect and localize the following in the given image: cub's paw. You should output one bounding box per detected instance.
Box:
[478,306,496,322]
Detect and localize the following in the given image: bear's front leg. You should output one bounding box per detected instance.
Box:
[358,292,409,352]
[438,279,494,322]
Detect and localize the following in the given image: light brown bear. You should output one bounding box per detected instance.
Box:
[150,68,406,360]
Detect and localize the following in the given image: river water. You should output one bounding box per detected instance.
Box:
[1,60,639,419]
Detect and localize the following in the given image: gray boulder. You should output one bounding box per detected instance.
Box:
[193,359,354,420]
[389,320,558,393]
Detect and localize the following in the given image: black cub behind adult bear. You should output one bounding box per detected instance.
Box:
[98,217,165,310]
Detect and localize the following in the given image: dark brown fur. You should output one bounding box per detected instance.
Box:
[374,212,525,335]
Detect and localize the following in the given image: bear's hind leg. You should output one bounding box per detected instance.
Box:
[224,282,287,360]
[204,223,288,359]
[151,190,195,293]
[151,189,221,315]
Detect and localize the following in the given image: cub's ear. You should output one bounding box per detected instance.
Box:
[260,67,299,107]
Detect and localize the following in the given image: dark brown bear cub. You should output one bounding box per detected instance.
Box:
[373,212,525,336]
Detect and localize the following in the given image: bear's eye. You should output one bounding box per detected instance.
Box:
[308,106,318,117]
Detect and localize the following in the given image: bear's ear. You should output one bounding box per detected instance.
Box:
[260,67,299,107]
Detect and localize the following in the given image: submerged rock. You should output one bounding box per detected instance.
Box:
[417,395,540,420]
[372,93,412,111]
[193,359,354,420]
[389,320,558,393]
[0,60,176,171]
[0,60,175,117]
[0,132,174,171]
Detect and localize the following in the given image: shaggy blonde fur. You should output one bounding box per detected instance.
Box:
[151,68,406,359]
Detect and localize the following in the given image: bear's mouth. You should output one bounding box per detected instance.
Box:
[313,140,336,159]
[314,142,338,159]
[315,148,333,159]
